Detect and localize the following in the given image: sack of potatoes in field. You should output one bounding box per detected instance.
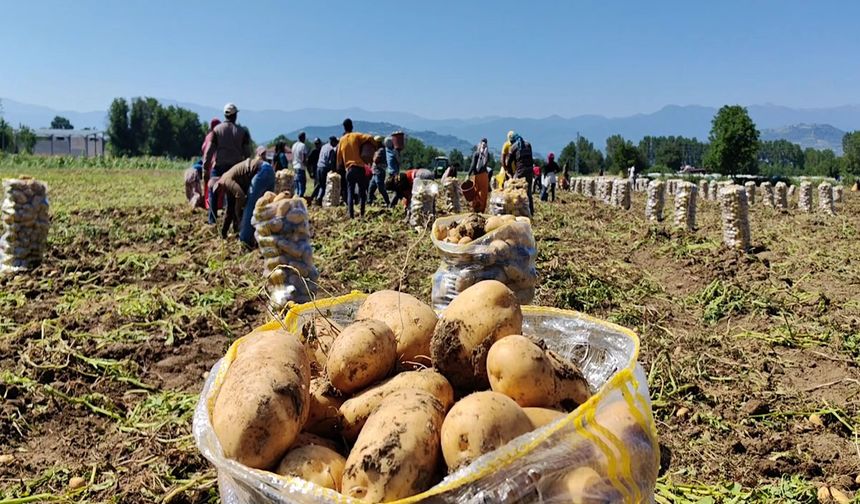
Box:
[437,176,464,214]
[194,280,659,503]
[252,192,319,310]
[488,177,531,217]
[409,178,438,230]
[274,169,296,197]
[322,172,342,208]
[1,177,51,273]
[430,213,537,311]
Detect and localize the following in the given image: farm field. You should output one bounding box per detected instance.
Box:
[1,163,859,503]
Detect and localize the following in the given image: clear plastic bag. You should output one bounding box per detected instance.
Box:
[437,177,464,214]
[322,172,341,208]
[193,293,659,503]
[252,193,319,309]
[430,213,537,311]
[409,178,438,229]
[1,177,50,273]
[488,178,530,217]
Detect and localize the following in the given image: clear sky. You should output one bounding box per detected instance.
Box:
[1,0,858,119]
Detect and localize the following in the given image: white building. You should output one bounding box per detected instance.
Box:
[33,129,105,157]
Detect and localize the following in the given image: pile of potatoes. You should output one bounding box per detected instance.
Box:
[489,178,530,217]
[210,280,648,502]
[1,177,50,272]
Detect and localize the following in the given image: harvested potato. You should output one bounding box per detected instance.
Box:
[326,319,397,394]
[545,466,622,504]
[292,432,341,453]
[523,407,566,429]
[431,280,523,390]
[342,390,445,502]
[356,290,437,369]
[275,444,346,492]
[440,391,532,471]
[305,378,344,438]
[301,316,342,375]
[339,369,453,440]
[487,335,590,410]
[593,402,658,484]
[212,329,311,469]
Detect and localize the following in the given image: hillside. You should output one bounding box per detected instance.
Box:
[760,123,845,154]
[285,121,474,153]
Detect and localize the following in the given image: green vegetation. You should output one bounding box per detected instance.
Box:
[703,105,760,175]
[107,97,209,159]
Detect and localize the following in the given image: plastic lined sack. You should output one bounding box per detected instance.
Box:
[275,170,296,197]
[193,293,659,504]
[1,177,50,273]
[488,178,530,217]
[322,172,342,208]
[437,177,464,214]
[430,213,537,311]
[252,193,320,310]
[409,178,438,229]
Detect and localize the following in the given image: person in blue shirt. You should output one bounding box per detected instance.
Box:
[238,148,275,248]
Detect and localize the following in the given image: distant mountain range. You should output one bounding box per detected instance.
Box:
[2,97,858,155]
[760,124,846,155]
[285,122,473,154]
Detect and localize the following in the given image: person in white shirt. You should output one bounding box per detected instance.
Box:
[291,132,309,197]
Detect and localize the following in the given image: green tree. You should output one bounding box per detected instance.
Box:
[803,148,841,178]
[843,131,860,180]
[758,139,804,176]
[401,137,442,170]
[15,125,37,154]
[703,105,760,175]
[107,98,133,156]
[50,116,74,130]
[147,105,173,156]
[129,97,159,156]
[448,148,465,170]
[0,118,14,153]
[605,134,644,174]
[558,141,576,174]
[169,107,206,159]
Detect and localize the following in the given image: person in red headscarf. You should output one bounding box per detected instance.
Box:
[201,118,222,211]
[541,152,560,202]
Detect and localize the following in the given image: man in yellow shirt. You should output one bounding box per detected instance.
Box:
[336,118,377,219]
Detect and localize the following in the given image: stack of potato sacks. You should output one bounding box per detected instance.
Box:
[818,182,835,216]
[744,181,756,205]
[488,178,530,217]
[718,185,751,250]
[437,177,464,214]
[252,193,319,309]
[430,213,536,311]
[1,177,50,272]
[645,179,665,222]
[409,178,439,229]
[322,172,342,207]
[798,182,813,213]
[209,281,647,502]
[274,170,296,197]
[673,182,697,232]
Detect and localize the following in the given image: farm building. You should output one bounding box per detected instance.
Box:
[33,129,105,157]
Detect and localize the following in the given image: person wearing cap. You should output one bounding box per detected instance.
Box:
[204,103,251,225]
[307,137,323,192]
[336,118,377,219]
[469,138,491,212]
[541,152,560,202]
[312,136,338,205]
[367,135,391,206]
[217,146,268,240]
[291,132,309,198]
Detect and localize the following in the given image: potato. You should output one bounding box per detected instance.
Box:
[440,391,532,471]
[339,369,453,440]
[487,335,590,410]
[301,316,342,375]
[342,390,445,502]
[523,407,566,429]
[593,402,658,484]
[305,377,344,437]
[275,444,346,491]
[326,319,396,394]
[212,329,311,469]
[431,280,523,390]
[355,290,437,369]
[544,466,622,504]
[292,432,341,453]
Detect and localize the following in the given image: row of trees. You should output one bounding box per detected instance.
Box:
[107,97,208,158]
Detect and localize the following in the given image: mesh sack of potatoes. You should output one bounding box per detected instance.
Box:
[321,172,342,208]
[774,182,788,210]
[585,178,596,197]
[673,182,697,232]
[1,177,51,272]
[743,181,756,205]
[818,183,835,216]
[788,184,797,202]
[719,184,751,251]
[430,214,537,311]
[437,177,464,215]
[598,178,613,204]
[193,288,659,504]
[488,178,530,217]
[611,179,631,210]
[409,178,439,229]
[252,193,320,310]
[274,170,296,197]
[833,185,843,203]
[798,182,813,213]
[759,182,775,207]
[645,179,665,222]
[698,180,710,201]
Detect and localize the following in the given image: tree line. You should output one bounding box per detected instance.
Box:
[106,97,209,158]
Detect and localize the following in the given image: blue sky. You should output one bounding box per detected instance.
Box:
[1,0,858,118]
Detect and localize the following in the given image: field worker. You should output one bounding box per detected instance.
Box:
[312,136,338,205]
[388,168,433,209]
[239,149,275,248]
[337,118,377,219]
[184,159,205,209]
[201,118,222,212]
[368,135,390,206]
[541,152,560,202]
[468,138,490,212]
[509,132,535,215]
[384,135,401,177]
[291,132,309,198]
[272,141,289,171]
[501,130,515,179]
[204,103,251,225]
[532,161,542,195]
[217,146,268,240]
[307,138,322,191]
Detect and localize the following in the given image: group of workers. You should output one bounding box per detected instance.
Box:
[185,102,564,249]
